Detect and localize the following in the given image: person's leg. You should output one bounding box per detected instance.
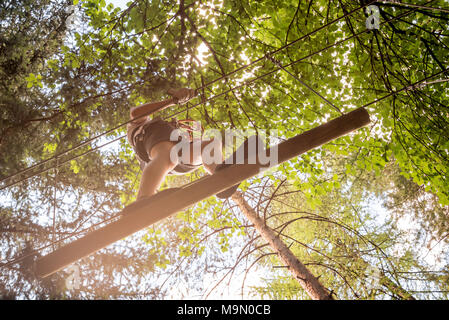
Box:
[175,137,223,174]
[137,141,177,200]
[200,138,223,174]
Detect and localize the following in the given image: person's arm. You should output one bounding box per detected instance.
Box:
[129,98,176,123]
[129,88,196,122]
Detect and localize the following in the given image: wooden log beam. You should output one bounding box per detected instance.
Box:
[34,107,370,278]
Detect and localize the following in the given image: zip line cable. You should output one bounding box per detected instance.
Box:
[52,157,59,251]
[1,204,125,270]
[0,1,378,190]
[0,0,437,191]
[0,0,436,189]
[0,0,435,191]
[377,0,449,14]
[266,55,344,115]
[1,65,447,271]
[197,0,378,90]
[0,0,188,187]
[165,0,436,120]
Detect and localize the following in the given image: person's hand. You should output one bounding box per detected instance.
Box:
[167,88,196,105]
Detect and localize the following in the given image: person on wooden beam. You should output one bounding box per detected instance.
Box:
[127,88,238,203]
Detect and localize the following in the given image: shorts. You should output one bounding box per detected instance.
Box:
[135,118,200,175]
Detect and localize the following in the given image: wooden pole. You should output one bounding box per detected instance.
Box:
[35,108,370,278]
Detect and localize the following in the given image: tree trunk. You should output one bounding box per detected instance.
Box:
[232,191,334,300]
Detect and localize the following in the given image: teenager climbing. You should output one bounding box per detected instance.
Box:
[127,88,238,201]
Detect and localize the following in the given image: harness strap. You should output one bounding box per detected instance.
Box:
[131,117,203,173]
[131,118,203,161]
[174,118,203,140]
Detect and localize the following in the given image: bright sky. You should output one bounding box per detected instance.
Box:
[107,0,129,9]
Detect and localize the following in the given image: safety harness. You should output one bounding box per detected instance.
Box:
[130,117,202,166]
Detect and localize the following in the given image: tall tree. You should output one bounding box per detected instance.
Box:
[1,0,448,299]
[232,191,333,300]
